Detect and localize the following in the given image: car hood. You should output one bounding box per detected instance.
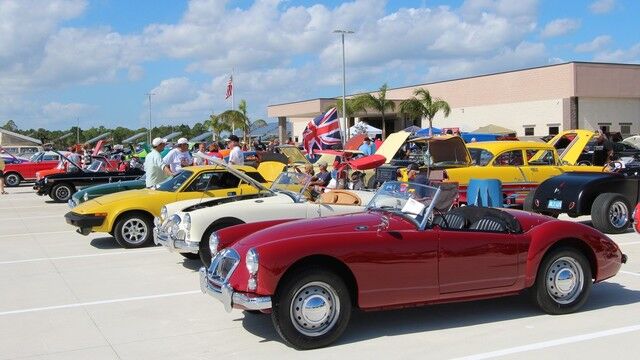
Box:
[181,192,287,213]
[234,211,413,250]
[92,188,159,205]
[80,179,143,193]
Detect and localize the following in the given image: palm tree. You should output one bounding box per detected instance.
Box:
[218,99,267,144]
[352,83,395,139]
[204,114,230,141]
[399,88,451,136]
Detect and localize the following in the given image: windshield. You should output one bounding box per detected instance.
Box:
[469,148,494,166]
[270,172,311,194]
[156,170,192,192]
[29,152,42,162]
[87,160,106,172]
[367,181,440,226]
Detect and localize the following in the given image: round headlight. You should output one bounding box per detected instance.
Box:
[160,206,168,221]
[83,192,89,202]
[246,248,259,275]
[183,213,191,231]
[209,232,220,256]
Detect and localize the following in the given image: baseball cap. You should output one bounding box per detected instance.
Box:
[228,135,240,142]
[177,137,188,145]
[152,137,167,147]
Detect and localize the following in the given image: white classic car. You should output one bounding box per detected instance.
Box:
[154,171,375,265]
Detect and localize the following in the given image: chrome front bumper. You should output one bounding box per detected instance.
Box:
[153,227,199,254]
[199,267,272,312]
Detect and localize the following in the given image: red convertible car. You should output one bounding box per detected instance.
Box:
[200,181,627,349]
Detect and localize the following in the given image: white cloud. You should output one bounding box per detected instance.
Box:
[593,43,640,63]
[589,0,615,14]
[575,35,612,53]
[540,18,580,38]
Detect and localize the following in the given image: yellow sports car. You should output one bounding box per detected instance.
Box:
[444,140,603,205]
[64,164,274,248]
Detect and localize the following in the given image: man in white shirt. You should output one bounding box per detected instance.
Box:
[192,143,207,166]
[227,135,244,166]
[163,137,193,174]
[144,138,172,188]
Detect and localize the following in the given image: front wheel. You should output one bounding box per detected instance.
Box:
[271,268,351,350]
[113,213,154,248]
[4,173,21,187]
[50,183,74,202]
[591,193,631,234]
[531,248,592,315]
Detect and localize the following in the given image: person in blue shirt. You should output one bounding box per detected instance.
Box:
[358,137,376,156]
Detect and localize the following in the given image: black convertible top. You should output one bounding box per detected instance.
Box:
[447,206,522,233]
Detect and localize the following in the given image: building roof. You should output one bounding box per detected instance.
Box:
[0,128,42,144]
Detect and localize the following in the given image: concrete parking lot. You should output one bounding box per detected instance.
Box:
[1,185,639,360]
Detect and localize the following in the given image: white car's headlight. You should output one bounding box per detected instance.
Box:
[169,214,181,236]
[183,213,191,231]
[209,232,220,256]
[246,248,259,275]
[83,193,89,202]
[160,206,168,221]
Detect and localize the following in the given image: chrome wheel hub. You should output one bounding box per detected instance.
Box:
[5,174,19,186]
[609,201,628,228]
[122,219,148,244]
[546,257,584,304]
[55,187,70,200]
[290,281,340,337]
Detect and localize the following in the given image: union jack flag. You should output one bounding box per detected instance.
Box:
[225,75,233,99]
[303,107,342,155]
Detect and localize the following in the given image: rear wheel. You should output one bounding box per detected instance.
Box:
[591,193,630,234]
[4,173,21,187]
[114,213,154,248]
[531,248,592,315]
[271,268,351,350]
[50,183,74,202]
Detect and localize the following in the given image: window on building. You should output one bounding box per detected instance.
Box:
[524,127,534,136]
[620,123,632,137]
[548,126,559,135]
[598,123,611,134]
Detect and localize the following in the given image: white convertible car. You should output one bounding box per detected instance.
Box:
[154,171,375,265]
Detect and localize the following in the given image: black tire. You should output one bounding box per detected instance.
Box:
[271,267,351,350]
[4,172,21,187]
[591,193,631,234]
[113,212,154,248]
[199,220,244,267]
[531,247,592,315]
[50,183,75,202]
[523,191,535,212]
[180,252,199,260]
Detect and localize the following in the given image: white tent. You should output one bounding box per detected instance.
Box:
[349,123,382,137]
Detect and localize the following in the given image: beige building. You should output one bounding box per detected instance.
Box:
[267,62,640,140]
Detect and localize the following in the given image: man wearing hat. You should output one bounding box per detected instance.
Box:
[358,137,376,156]
[163,137,193,173]
[227,135,244,166]
[144,137,172,188]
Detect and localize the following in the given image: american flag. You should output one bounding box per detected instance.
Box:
[303,107,342,155]
[225,75,233,99]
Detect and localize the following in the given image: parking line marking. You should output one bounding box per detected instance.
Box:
[620,271,640,277]
[0,205,65,210]
[0,215,60,221]
[0,249,165,265]
[0,290,201,316]
[0,230,74,238]
[452,324,640,360]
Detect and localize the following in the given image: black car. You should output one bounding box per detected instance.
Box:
[575,140,640,165]
[524,164,639,234]
[34,157,144,203]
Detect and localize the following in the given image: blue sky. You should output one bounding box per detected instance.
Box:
[1,0,638,130]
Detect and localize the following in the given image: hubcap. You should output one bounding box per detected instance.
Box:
[609,201,628,228]
[121,218,148,244]
[546,256,584,304]
[290,281,340,337]
[6,175,19,186]
[55,186,70,200]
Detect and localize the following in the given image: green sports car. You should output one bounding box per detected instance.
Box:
[68,175,146,208]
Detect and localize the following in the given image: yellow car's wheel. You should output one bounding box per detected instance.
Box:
[114,212,154,248]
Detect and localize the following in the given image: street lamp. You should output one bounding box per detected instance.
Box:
[333,29,354,145]
[145,92,156,144]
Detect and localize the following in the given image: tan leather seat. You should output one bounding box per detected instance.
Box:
[319,190,361,205]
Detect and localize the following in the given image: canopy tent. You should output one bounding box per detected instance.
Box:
[403,125,422,134]
[415,127,442,137]
[472,124,516,135]
[349,123,382,137]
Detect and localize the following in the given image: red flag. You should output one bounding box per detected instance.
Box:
[225,75,233,99]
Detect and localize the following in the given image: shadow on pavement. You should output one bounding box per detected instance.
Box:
[180,257,203,271]
[89,237,120,249]
[240,280,640,347]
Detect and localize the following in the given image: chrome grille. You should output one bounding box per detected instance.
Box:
[208,249,240,285]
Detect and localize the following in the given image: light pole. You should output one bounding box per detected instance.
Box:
[145,92,156,144]
[333,29,354,145]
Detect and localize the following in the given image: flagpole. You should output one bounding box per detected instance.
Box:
[231,68,235,134]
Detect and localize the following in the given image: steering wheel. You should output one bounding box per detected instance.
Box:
[604,160,624,172]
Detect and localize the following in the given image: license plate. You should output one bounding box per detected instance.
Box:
[547,199,562,209]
